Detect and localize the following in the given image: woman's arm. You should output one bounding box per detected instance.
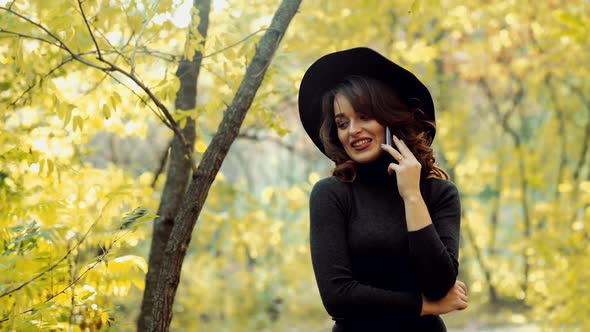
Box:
[405,182,461,300]
[421,280,468,315]
[381,137,461,300]
[309,178,423,318]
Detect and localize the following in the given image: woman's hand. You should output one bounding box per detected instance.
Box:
[420,280,468,316]
[380,135,421,200]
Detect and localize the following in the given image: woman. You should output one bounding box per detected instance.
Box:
[298,47,468,331]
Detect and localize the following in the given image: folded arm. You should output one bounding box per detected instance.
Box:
[309,179,423,318]
[405,181,462,300]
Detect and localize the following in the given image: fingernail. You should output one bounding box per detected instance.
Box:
[380,143,385,147]
[393,135,398,140]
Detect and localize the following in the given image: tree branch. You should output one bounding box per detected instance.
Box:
[137,27,271,66]
[544,74,568,199]
[9,56,74,107]
[237,131,296,152]
[566,82,590,182]
[102,71,171,129]
[0,28,59,47]
[148,0,301,330]
[130,18,149,75]
[0,6,110,71]
[3,5,191,165]
[137,0,211,328]
[73,2,197,173]
[151,140,172,188]
[77,0,102,59]
[0,227,135,324]
[480,76,531,298]
[0,198,114,299]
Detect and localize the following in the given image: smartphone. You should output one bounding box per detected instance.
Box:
[385,127,393,147]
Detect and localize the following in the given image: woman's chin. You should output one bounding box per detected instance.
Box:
[350,148,383,164]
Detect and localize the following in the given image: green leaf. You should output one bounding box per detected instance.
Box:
[33,301,55,310]
[10,225,25,232]
[80,291,96,301]
[0,82,11,91]
[410,0,421,14]
[102,103,111,119]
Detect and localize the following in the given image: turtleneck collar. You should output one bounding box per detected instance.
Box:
[355,152,397,184]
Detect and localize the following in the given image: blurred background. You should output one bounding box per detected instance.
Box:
[1,0,589,331]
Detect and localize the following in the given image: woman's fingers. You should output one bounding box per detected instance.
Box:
[454,282,468,311]
[458,290,468,302]
[380,143,403,161]
[393,135,414,159]
[456,285,466,296]
[456,301,468,310]
[387,163,400,175]
[456,280,468,295]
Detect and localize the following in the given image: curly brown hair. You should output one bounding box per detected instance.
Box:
[319,75,448,182]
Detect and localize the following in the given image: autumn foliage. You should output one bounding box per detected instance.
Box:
[1,0,589,331]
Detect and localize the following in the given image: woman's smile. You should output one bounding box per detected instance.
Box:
[351,138,372,149]
[334,93,385,163]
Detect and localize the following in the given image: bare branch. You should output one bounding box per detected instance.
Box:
[151,140,172,188]
[131,18,150,75]
[7,49,123,108]
[0,28,59,47]
[479,78,521,145]
[138,47,182,62]
[237,132,296,152]
[544,74,568,195]
[91,24,132,63]
[77,0,102,59]
[2,3,197,174]
[200,28,269,60]
[0,7,62,46]
[566,82,590,182]
[0,6,108,71]
[137,27,271,67]
[9,57,74,107]
[104,71,172,129]
[101,61,195,171]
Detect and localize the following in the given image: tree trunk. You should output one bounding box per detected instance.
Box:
[137,1,211,330]
[147,0,301,330]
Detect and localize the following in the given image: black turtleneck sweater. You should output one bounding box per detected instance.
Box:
[309,154,461,331]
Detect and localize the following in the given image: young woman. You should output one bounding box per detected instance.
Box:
[298,48,468,331]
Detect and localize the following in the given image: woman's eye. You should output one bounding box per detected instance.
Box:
[336,122,348,129]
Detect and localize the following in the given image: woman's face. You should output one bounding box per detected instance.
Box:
[333,93,385,164]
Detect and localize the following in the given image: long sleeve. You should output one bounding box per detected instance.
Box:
[309,178,423,318]
[407,180,461,300]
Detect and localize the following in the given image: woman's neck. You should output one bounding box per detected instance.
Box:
[356,153,396,183]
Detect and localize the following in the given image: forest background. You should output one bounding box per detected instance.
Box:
[1,0,589,331]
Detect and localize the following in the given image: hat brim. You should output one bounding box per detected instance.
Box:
[298,47,436,156]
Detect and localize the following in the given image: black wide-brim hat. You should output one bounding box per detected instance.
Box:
[298,47,436,156]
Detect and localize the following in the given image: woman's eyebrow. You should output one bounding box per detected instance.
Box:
[334,113,345,119]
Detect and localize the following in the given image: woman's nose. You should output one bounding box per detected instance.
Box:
[349,121,361,136]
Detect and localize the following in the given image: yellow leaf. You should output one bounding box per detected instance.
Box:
[558,182,573,193]
[101,312,110,325]
[215,172,225,182]
[262,187,274,202]
[195,140,207,153]
[308,172,320,185]
[46,159,54,176]
[102,103,111,119]
[72,115,84,131]
[63,107,72,127]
